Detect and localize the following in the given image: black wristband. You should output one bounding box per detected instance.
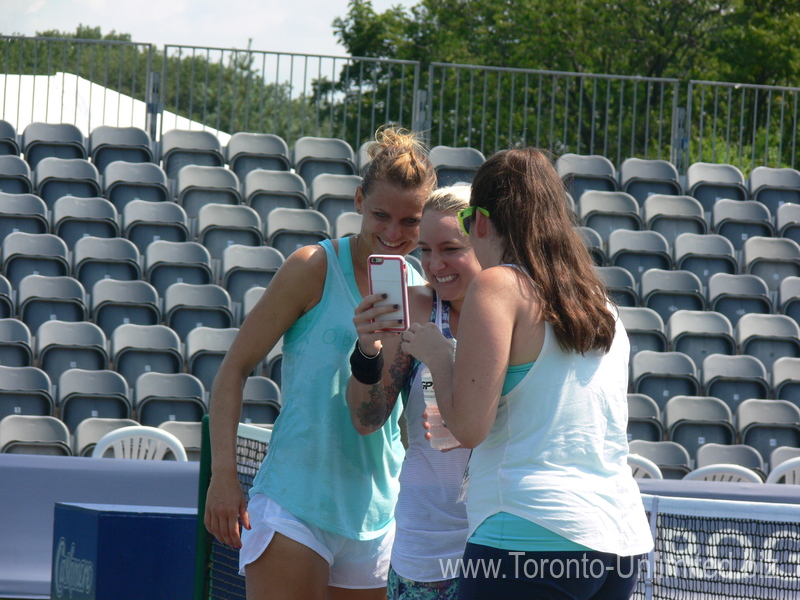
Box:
[350,341,384,385]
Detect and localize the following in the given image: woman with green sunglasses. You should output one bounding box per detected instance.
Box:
[399,148,653,599]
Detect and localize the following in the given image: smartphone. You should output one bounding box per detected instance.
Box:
[368,254,409,331]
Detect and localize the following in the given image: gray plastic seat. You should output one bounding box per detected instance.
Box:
[2,231,70,288]
[631,350,699,411]
[626,393,663,442]
[175,165,241,218]
[243,170,309,222]
[686,162,747,212]
[91,279,160,337]
[310,173,362,225]
[642,195,706,248]
[292,137,356,187]
[0,119,19,155]
[34,157,101,209]
[58,368,131,434]
[766,456,800,484]
[773,357,800,407]
[0,155,33,194]
[103,161,170,209]
[22,123,86,168]
[158,420,203,461]
[0,275,11,319]
[701,353,770,413]
[0,365,54,419]
[134,371,206,427]
[72,236,141,292]
[696,443,765,477]
[780,276,800,326]
[640,268,704,324]
[265,207,331,259]
[770,446,800,472]
[91,424,188,460]
[712,199,774,251]
[357,141,376,176]
[682,464,763,483]
[122,199,190,252]
[16,274,87,333]
[608,229,671,283]
[225,132,290,181]
[777,202,800,245]
[264,337,284,386]
[617,307,667,358]
[578,226,606,266]
[335,212,363,239]
[666,310,734,369]
[737,399,800,470]
[242,376,282,425]
[742,236,800,292]
[556,153,617,201]
[163,282,233,341]
[664,395,735,461]
[0,414,71,456]
[735,313,800,372]
[429,146,486,187]
[618,158,682,204]
[0,192,48,237]
[35,320,108,383]
[221,245,284,305]
[628,440,692,480]
[185,326,239,391]
[596,266,637,307]
[749,166,800,216]
[707,273,771,326]
[0,318,33,367]
[145,240,213,296]
[673,232,737,288]
[89,126,153,173]
[627,453,664,479]
[111,323,183,386]
[52,196,120,248]
[196,203,263,260]
[578,191,642,246]
[242,286,266,324]
[73,416,139,457]
[159,129,224,181]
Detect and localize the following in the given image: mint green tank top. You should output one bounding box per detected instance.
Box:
[249,239,406,540]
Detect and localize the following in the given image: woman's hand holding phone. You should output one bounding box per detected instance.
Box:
[352,293,405,356]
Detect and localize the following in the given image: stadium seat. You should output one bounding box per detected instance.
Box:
[748,166,800,216]
[429,145,486,186]
[91,424,188,461]
[242,286,266,324]
[780,276,800,326]
[196,203,263,260]
[0,319,33,367]
[122,199,191,252]
[0,155,33,194]
[144,240,213,296]
[711,199,774,251]
[663,395,735,461]
[35,320,108,383]
[73,417,139,457]
[701,353,770,413]
[58,368,132,434]
[735,313,800,372]
[682,464,763,483]
[556,153,617,200]
[221,245,284,306]
[91,278,161,337]
[618,157,681,204]
[641,194,706,249]
[665,309,735,369]
[264,336,283,387]
[242,376,282,425]
[577,226,606,266]
[596,266,637,307]
[707,273,772,327]
[2,231,70,288]
[0,365,54,419]
[696,443,765,479]
[777,202,800,245]
[608,229,671,283]
[88,126,154,172]
[357,141,376,176]
[772,357,800,407]
[310,173,362,225]
[335,212,362,239]
[16,274,87,333]
[628,440,692,479]
[158,421,203,461]
[0,275,12,319]
[631,350,700,411]
[626,393,663,442]
[22,122,86,168]
[626,453,663,479]
[52,196,120,248]
[577,190,642,247]
[0,192,48,237]
[185,326,239,391]
[163,282,233,341]
[134,372,206,427]
[616,307,667,357]
[34,157,101,209]
[742,236,800,292]
[639,268,704,324]
[766,456,800,485]
[0,119,19,155]
[686,162,747,213]
[72,236,141,292]
[673,232,737,289]
[103,161,170,209]
[737,399,800,470]
[291,136,356,187]
[0,414,71,456]
[243,170,309,222]
[265,207,330,259]
[174,164,241,219]
[110,323,183,386]
[159,129,224,181]
[224,132,291,181]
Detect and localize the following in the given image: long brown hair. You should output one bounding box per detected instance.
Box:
[470,148,615,354]
[361,126,437,195]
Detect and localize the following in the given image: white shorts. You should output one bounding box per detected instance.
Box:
[239,493,395,589]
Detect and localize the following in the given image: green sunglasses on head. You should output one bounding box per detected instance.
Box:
[457,206,490,235]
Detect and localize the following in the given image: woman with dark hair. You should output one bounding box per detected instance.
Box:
[401,148,653,599]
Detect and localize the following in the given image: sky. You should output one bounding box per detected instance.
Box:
[2,0,413,58]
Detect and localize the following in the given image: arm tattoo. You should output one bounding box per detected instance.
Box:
[356,343,413,429]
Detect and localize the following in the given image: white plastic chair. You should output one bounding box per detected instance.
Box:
[91,425,188,461]
[682,464,763,483]
[766,457,800,485]
[627,453,664,479]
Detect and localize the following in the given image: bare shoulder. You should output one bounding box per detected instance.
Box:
[282,242,328,278]
[408,283,434,324]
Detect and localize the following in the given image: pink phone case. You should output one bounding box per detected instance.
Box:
[368,255,410,331]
